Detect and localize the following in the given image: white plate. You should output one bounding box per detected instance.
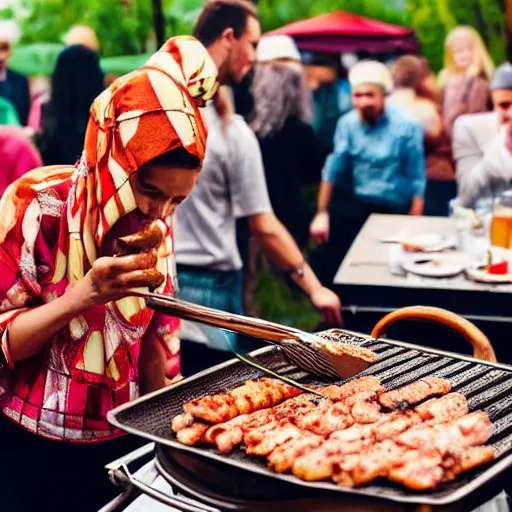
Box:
[466,267,512,284]
[401,233,457,253]
[402,253,469,278]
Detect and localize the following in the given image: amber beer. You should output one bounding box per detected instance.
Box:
[491,212,512,248]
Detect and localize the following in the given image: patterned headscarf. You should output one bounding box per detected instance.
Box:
[0,36,217,402]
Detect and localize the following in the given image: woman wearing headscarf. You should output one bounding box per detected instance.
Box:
[0,35,217,512]
[39,44,105,165]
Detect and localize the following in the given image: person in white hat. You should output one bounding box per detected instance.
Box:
[309,60,426,285]
[0,20,30,125]
[249,34,325,250]
[255,34,301,65]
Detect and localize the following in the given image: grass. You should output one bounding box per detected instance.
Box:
[254,264,322,332]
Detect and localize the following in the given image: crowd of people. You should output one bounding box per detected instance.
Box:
[0,1,512,510]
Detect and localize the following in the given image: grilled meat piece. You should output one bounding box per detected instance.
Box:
[183,378,302,424]
[322,376,382,401]
[415,392,469,423]
[378,378,452,410]
[176,423,209,446]
[114,221,164,255]
[292,425,375,481]
[372,410,422,442]
[387,449,445,490]
[267,432,324,473]
[296,401,353,436]
[171,413,194,433]
[272,395,318,421]
[346,391,382,424]
[350,440,407,486]
[397,412,493,456]
[245,422,303,456]
[205,408,276,453]
[443,446,495,480]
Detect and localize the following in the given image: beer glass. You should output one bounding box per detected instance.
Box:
[491,190,512,248]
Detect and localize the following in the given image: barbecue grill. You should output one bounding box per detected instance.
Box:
[107,307,512,511]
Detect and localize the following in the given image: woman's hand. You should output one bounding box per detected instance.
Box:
[310,211,330,244]
[76,251,164,308]
[309,285,343,326]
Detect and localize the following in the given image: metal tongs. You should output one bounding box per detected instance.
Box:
[131,290,377,389]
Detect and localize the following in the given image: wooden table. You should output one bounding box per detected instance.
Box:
[333,214,512,363]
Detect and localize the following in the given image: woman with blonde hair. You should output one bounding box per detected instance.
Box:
[439,26,494,137]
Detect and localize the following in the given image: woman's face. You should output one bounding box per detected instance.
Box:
[451,39,474,71]
[129,163,200,220]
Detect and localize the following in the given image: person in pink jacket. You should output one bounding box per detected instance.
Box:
[0,126,42,196]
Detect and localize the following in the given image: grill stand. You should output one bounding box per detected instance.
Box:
[101,443,510,512]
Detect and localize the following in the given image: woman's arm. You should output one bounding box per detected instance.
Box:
[8,252,162,363]
[249,211,342,325]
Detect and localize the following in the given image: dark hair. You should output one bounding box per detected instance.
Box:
[40,45,104,165]
[148,147,201,169]
[193,0,258,48]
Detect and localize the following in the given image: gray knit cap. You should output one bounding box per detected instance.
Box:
[490,62,512,91]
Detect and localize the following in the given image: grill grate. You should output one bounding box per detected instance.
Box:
[108,332,512,506]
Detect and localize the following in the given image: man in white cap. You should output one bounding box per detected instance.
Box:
[454,62,512,208]
[309,60,426,285]
[0,20,30,125]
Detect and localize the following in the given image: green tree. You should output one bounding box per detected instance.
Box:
[17,0,155,57]
[405,0,506,71]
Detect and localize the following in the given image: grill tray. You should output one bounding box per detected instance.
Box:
[108,333,512,506]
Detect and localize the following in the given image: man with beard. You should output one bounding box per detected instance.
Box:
[309,60,426,285]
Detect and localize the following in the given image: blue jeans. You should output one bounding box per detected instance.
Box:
[177,265,243,351]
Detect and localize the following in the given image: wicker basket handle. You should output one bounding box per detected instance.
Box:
[371,306,497,363]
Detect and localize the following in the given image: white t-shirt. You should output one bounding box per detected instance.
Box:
[174,103,272,271]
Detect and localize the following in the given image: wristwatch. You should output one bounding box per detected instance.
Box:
[288,260,305,278]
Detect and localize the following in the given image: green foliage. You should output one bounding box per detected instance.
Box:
[405,0,506,71]
[258,0,405,33]
[9,0,509,74]
[16,0,155,57]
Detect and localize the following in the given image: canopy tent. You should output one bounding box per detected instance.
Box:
[269,11,419,55]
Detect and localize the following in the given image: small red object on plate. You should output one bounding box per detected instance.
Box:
[488,261,509,275]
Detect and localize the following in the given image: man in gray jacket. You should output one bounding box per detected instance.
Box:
[454,63,512,208]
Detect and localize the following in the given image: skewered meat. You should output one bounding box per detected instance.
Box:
[415,392,469,423]
[183,378,302,424]
[378,378,452,410]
